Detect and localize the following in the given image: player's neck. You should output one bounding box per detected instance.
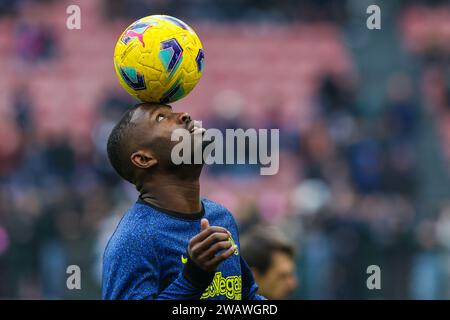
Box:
[138,177,202,214]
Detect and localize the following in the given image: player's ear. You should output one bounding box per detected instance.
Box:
[130,149,157,169]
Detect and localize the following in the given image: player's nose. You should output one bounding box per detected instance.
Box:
[177,112,191,124]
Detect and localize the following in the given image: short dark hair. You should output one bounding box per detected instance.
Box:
[240,226,295,275]
[107,106,138,183]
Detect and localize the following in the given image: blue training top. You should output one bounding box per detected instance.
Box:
[102,197,265,300]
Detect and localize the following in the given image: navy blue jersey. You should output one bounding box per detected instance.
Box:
[102,198,265,300]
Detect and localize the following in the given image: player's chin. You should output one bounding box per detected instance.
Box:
[187,135,214,164]
[189,127,206,136]
[189,127,208,144]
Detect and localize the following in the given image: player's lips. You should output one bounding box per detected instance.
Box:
[188,120,206,134]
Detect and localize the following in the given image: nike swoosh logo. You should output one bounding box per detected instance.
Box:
[181,255,188,264]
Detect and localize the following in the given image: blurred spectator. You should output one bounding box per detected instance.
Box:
[240,226,298,299]
[13,85,34,133]
[14,21,57,63]
[410,218,441,299]
[381,74,418,195]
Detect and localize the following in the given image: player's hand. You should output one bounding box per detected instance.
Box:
[187,218,236,272]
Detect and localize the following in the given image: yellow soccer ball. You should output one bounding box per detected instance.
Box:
[113,15,205,103]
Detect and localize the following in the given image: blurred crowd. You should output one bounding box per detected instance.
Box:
[1,0,450,299]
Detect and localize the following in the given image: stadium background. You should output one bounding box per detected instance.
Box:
[1,0,450,299]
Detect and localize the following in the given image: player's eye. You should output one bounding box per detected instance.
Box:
[156,114,165,122]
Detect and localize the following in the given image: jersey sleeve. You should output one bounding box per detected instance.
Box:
[156,255,216,300]
[102,227,214,300]
[222,207,267,300]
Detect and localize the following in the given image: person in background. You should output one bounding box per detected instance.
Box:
[240,226,298,299]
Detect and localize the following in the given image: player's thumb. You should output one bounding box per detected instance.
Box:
[201,218,209,231]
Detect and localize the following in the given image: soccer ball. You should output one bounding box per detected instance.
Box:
[113,15,205,103]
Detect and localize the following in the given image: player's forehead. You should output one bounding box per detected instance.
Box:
[131,103,172,123]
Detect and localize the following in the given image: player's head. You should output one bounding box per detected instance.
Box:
[107,102,206,186]
[241,226,298,300]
